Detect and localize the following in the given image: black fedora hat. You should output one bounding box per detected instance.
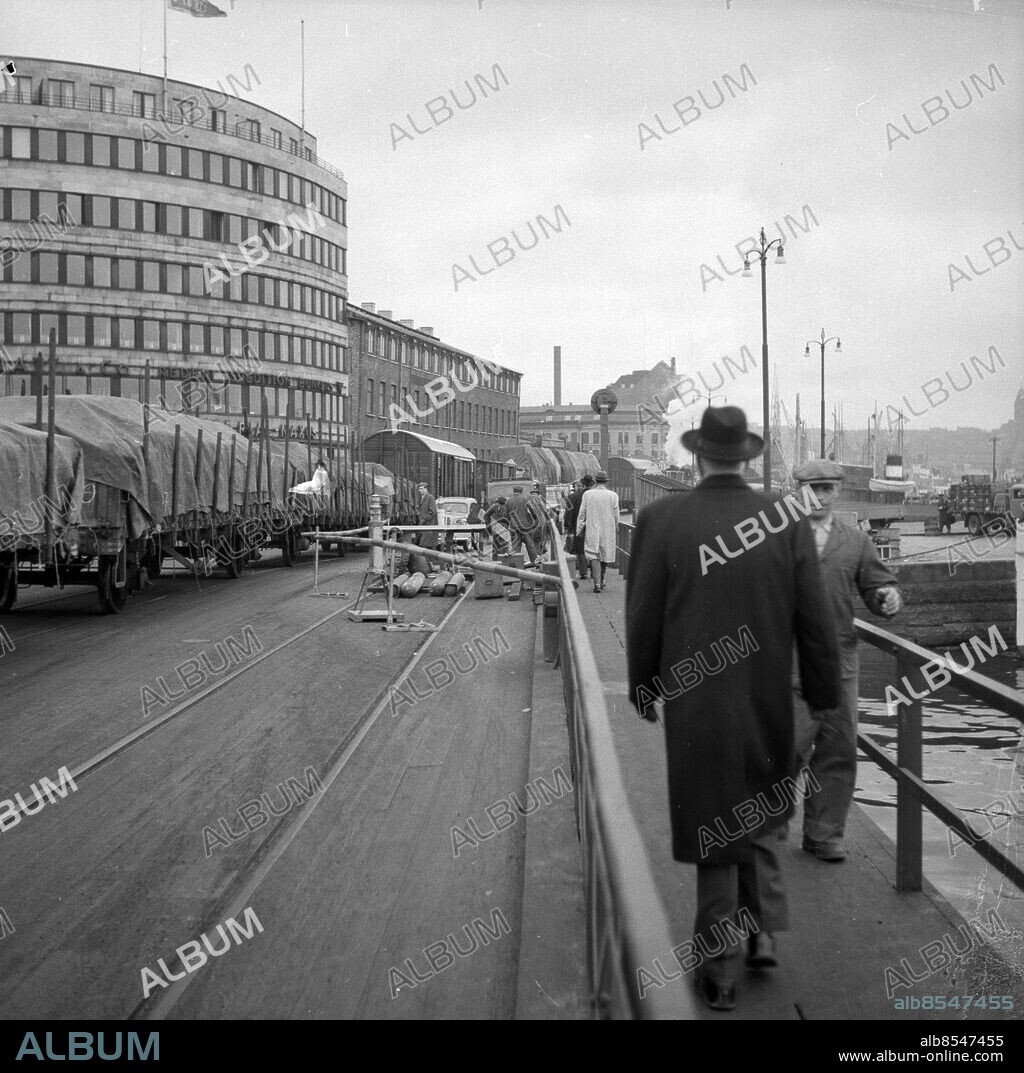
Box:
[681,406,764,461]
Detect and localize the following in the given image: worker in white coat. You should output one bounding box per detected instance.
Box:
[576,471,619,593]
[289,460,330,496]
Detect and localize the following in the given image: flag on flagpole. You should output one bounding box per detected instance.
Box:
[168,0,228,17]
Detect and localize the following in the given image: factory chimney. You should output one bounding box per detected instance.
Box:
[553,346,562,406]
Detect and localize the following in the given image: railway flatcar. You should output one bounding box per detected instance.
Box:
[0,393,312,609]
[505,444,600,486]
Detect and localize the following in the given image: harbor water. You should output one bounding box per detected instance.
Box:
[855,645,1024,979]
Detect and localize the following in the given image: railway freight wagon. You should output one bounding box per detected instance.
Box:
[0,395,314,612]
[634,471,694,515]
[607,457,657,513]
[474,457,515,498]
[361,430,476,521]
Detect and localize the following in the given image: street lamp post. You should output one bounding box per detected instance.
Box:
[804,329,842,457]
[742,228,786,491]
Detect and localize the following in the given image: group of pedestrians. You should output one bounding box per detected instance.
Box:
[625,406,902,1012]
[563,472,620,592]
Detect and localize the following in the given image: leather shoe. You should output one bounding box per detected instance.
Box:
[694,971,736,1011]
[802,837,846,862]
[746,932,777,968]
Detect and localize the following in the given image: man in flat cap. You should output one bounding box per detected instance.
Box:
[790,459,902,863]
[626,407,839,1011]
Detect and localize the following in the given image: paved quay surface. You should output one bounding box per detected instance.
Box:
[0,549,586,1020]
[887,522,1016,566]
[573,565,1024,1021]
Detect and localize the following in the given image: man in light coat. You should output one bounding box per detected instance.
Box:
[626,407,839,1011]
[791,459,902,862]
[576,471,619,593]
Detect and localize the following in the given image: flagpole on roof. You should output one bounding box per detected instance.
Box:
[300,18,306,154]
[162,0,169,116]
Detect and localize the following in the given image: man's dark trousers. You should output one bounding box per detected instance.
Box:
[695,825,789,983]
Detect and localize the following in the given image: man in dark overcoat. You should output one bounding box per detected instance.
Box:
[626,406,839,1011]
[564,475,595,580]
[505,486,543,565]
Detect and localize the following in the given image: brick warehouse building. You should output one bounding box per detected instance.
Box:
[0,58,349,455]
[348,303,522,464]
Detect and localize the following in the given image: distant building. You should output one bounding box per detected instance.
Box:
[1003,386,1024,477]
[519,359,680,462]
[347,303,521,462]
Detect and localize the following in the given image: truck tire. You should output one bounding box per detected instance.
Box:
[966,514,982,536]
[0,565,17,612]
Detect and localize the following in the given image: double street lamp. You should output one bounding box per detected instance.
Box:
[742,229,786,491]
[804,329,842,457]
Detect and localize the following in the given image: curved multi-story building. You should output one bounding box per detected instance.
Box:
[0,58,349,453]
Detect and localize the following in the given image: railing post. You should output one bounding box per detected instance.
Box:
[542,561,559,662]
[895,650,924,892]
[1008,517,1017,656]
[368,494,383,572]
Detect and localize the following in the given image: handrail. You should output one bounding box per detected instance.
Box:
[0,91,345,182]
[618,517,1024,896]
[547,519,695,1019]
[853,618,1024,894]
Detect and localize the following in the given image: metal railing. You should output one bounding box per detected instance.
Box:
[0,91,345,181]
[617,518,1024,896]
[546,520,695,1019]
[616,520,634,580]
[854,620,1024,893]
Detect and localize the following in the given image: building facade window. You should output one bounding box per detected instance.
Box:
[132,91,156,118]
[10,127,30,159]
[90,85,114,112]
[9,76,32,103]
[49,79,74,106]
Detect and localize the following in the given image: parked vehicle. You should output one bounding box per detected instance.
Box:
[436,497,478,550]
[946,477,1024,535]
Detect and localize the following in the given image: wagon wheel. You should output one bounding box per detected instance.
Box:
[220,531,246,579]
[281,527,298,568]
[0,565,17,613]
[97,554,129,614]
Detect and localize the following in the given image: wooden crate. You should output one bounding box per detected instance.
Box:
[474,574,503,599]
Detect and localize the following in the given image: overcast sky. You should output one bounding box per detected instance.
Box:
[4,0,1022,429]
